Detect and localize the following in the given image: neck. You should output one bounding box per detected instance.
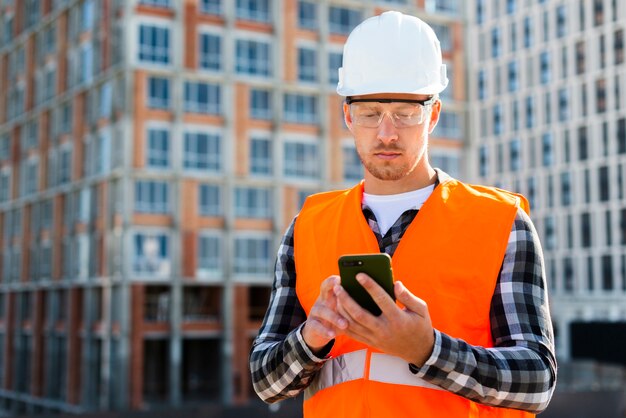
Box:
[363,164,437,195]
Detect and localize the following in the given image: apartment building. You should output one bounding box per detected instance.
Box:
[468,0,626,367]
[0,0,464,414]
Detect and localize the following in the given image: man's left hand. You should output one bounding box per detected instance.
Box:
[334,273,435,367]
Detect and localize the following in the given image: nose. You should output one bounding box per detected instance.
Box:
[377,113,399,144]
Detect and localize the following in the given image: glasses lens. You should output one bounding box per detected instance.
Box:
[351,103,427,128]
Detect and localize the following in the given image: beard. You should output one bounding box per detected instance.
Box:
[357,144,419,181]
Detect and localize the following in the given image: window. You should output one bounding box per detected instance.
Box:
[140,0,171,7]
[199,184,221,216]
[78,41,94,84]
[491,27,501,58]
[138,24,170,64]
[234,235,272,274]
[526,96,535,128]
[236,0,270,23]
[144,286,169,321]
[283,94,317,124]
[584,169,591,203]
[0,133,10,160]
[527,176,536,210]
[561,171,571,206]
[184,131,221,172]
[196,236,222,280]
[431,23,452,52]
[542,133,553,167]
[147,77,170,109]
[200,0,221,15]
[21,158,39,197]
[284,141,319,179]
[524,16,533,48]
[342,144,363,182]
[599,34,606,69]
[581,212,592,248]
[605,210,612,245]
[558,88,569,121]
[561,46,568,79]
[493,104,503,136]
[510,139,520,172]
[425,0,458,14]
[478,70,486,99]
[540,51,550,84]
[135,180,169,214]
[512,100,520,131]
[298,47,317,82]
[0,169,11,203]
[328,52,342,84]
[576,41,585,74]
[436,111,462,139]
[508,61,518,92]
[236,39,271,76]
[615,29,624,65]
[329,7,361,35]
[618,118,626,154]
[557,5,567,38]
[599,166,609,201]
[250,89,271,120]
[184,82,221,114]
[602,255,613,291]
[80,0,95,32]
[507,0,516,15]
[594,0,604,26]
[479,145,488,177]
[596,78,606,113]
[544,91,552,125]
[476,0,485,24]
[199,33,221,70]
[298,1,317,30]
[134,232,170,276]
[59,146,72,185]
[250,136,272,176]
[146,128,170,168]
[621,209,626,245]
[545,215,555,250]
[578,126,588,160]
[235,187,271,218]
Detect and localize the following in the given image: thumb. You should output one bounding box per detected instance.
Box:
[394,281,428,316]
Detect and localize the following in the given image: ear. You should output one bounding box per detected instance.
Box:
[343,102,354,133]
[427,100,442,134]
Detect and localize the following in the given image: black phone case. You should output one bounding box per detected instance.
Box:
[338,253,395,316]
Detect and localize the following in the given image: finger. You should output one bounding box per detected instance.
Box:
[310,304,348,330]
[394,281,428,317]
[305,318,337,340]
[320,275,341,300]
[333,283,377,327]
[356,273,398,316]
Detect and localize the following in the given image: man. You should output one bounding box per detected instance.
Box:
[250,11,556,418]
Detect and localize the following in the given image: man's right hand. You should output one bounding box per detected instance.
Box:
[301,275,348,353]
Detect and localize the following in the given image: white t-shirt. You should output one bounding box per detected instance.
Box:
[362,184,435,236]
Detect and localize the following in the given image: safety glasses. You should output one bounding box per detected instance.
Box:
[347,97,436,128]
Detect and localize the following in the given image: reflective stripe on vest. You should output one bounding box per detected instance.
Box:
[305,350,444,399]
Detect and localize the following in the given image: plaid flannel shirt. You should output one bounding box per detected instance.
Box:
[250,175,557,413]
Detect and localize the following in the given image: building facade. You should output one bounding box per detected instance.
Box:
[0,0,464,414]
[468,0,626,366]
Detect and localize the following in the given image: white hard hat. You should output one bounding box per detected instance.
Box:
[337,11,448,96]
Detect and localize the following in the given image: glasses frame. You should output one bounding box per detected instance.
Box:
[346,97,437,128]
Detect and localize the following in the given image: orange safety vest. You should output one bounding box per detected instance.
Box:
[294,178,533,418]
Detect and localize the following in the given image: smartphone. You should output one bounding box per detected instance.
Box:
[338,253,395,316]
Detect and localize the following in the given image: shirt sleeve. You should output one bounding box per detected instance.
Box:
[414,208,557,413]
[249,217,329,403]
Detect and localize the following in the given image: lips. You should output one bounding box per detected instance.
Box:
[374,152,401,160]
